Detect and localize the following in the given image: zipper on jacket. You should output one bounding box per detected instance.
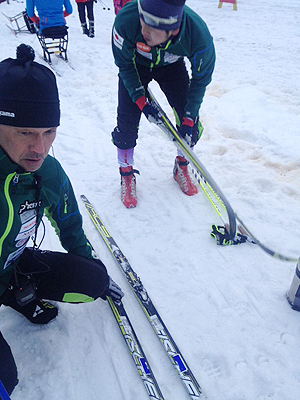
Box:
[154,39,172,66]
[12,173,19,194]
[0,173,17,257]
[64,193,68,214]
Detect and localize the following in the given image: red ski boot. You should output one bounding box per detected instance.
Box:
[120,166,138,208]
[173,156,198,196]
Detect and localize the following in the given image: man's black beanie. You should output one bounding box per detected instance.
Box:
[0,44,60,128]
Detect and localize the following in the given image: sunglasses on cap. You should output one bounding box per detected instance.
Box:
[138,0,179,28]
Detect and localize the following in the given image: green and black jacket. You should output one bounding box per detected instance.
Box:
[0,147,92,296]
[112,0,216,118]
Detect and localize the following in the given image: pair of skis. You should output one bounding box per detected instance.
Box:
[81,195,206,400]
[38,53,75,78]
[146,89,299,263]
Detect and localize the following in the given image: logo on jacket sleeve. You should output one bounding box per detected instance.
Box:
[113,27,124,50]
[163,52,181,64]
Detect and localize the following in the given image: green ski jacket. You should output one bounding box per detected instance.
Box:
[0,147,92,296]
[112,1,215,118]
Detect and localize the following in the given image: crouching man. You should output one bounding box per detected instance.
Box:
[0,44,123,396]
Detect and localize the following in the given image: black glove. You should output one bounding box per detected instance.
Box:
[136,95,161,124]
[101,276,124,301]
[178,117,196,146]
[142,103,161,124]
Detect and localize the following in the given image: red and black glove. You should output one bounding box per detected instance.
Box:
[136,96,161,124]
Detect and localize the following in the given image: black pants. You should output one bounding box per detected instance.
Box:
[77,1,94,24]
[0,332,18,396]
[112,60,190,150]
[0,248,108,395]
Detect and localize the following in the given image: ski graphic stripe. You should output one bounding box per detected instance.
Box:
[88,238,165,400]
[107,297,165,400]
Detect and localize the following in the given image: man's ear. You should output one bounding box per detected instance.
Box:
[171,28,180,36]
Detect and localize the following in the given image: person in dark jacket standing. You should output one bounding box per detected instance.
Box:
[75,0,96,37]
[0,44,124,396]
[111,0,215,208]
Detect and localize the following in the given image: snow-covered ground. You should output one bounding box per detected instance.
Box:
[1,1,300,399]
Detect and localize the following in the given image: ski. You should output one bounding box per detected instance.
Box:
[3,11,19,36]
[107,297,165,400]
[37,53,74,77]
[147,88,237,242]
[147,89,299,262]
[81,194,207,400]
[89,241,165,400]
[2,11,35,35]
[38,47,74,72]
[55,54,75,70]
[37,53,62,77]
[5,23,17,36]
[235,215,298,262]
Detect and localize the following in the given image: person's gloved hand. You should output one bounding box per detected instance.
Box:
[178,117,196,146]
[29,15,39,24]
[101,276,124,302]
[63,11,71,17]
[135,96,161,124]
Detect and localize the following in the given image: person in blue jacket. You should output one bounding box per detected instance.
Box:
[26,0,73,33]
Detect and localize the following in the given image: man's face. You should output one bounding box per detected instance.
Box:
[0,125,57,172]
[140,19,178,46]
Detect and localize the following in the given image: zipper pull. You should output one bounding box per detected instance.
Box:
[64,193,68,214]
[13,174,19,185]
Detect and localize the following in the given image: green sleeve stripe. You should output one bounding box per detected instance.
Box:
[62,293,95,303]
